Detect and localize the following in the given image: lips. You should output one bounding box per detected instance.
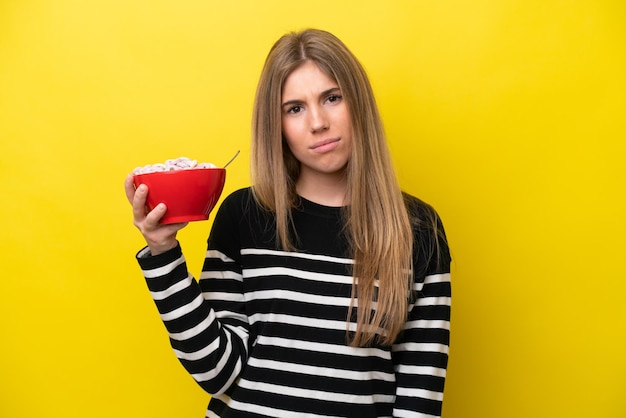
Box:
[310,138,340,153]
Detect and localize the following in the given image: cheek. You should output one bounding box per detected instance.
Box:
[281,117,292,139]
[281,119,303,145]
[333,106,352,133]
[280,124,297,153]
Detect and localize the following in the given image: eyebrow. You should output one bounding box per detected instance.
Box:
[281,87,341,109]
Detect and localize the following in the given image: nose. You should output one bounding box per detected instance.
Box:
[309,106,329,133]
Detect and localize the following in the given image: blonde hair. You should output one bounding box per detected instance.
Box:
[251,29,414,346]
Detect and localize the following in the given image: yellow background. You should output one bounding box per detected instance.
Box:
[1,1,624,417]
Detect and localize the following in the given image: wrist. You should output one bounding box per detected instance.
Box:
[148,239,178,256]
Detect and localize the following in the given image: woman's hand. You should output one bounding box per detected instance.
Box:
[124,174,188,255]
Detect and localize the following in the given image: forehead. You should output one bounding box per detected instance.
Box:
[282,61,338,97]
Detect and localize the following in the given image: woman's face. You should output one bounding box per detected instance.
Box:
[281,61,353,186]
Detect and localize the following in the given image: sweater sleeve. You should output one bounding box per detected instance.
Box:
[391,206,452,418]
[136,194,250,397]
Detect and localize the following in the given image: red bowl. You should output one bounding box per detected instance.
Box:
[133,168,226,224]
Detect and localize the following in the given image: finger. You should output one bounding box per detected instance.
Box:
[124,174,137,204]
[132,184,150,221]
[145,202,167,225]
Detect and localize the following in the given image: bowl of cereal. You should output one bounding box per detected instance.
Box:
[132,157,226,224]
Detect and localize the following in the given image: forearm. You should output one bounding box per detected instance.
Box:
[392,272,452,417]
[136,244,248,395]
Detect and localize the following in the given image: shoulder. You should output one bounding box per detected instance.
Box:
[217,186,275,226]
[210,186,278,254]
[402,192,451,275]
[222,187,254,205]
[219,187,257,214]
[212,187,253,226]
[402,192,441,230]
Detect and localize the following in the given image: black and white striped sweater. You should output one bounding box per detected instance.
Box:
[137,187,451,417]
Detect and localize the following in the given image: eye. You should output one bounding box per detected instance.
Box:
[326,94,342,104]
[287,105,303,114]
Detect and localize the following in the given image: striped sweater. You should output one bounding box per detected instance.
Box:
[137,187,451,417]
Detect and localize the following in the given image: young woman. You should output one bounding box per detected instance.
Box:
[125,28,451,418]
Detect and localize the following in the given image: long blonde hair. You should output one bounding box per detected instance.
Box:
[251,29,414,346]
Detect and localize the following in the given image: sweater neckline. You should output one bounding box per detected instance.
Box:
[297,195,345,219]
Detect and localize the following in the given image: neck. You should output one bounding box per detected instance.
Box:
[296,170,348,207]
